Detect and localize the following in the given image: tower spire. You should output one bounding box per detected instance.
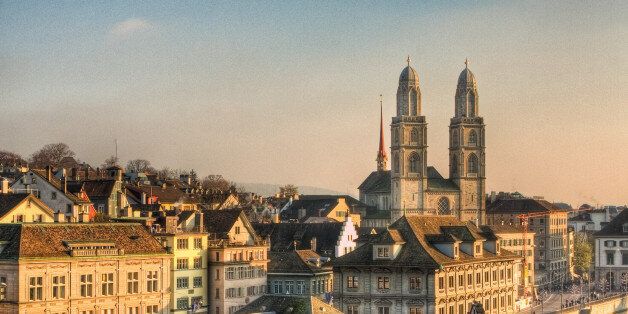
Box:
[464,58,469,68]
[376,94,387,171]
[406,55,411,66]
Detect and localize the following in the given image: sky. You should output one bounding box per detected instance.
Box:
[0,1,626,206]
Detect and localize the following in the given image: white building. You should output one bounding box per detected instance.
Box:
[594,209,628,290]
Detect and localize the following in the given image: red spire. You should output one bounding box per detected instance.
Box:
[377,95,388,171]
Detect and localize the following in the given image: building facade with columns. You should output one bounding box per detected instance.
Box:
[359,58,486,225]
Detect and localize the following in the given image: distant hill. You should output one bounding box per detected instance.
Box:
[235,182,347,197]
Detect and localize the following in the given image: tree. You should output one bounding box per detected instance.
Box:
[573,232,593,277]
[279,184,299,198]
[125,159,154,173]
[29,143,75,168]
[93,212,111,223]
[0,150,26,165]
[100,155,119,168]
[201,174,231,192]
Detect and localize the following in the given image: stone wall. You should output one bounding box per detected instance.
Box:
[553,293,628,314]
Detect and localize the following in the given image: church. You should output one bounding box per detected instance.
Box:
[358,57,486,225]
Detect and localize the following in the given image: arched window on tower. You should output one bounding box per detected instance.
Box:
[411,128,419,143]
[410,89,418,116]
[451,154,458,177]
[394,128,399,144]
[437,197,451,215]
[469,130,478,146]
[409,153,420,174]
[468,91,476,117]
[393,153,399,173]
[452,130,459,147]
[467,154,479,175]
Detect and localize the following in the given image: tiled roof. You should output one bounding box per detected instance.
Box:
[0,223,168,259]
[480,224,528,234]
[236,295,341,314]
[29,170,89,204]
[486,198,565,214]
[82,180,116,198]
[333,215,519,269]
[268,250,331,274]
[280,195,368,222]
[358,170,391,194]
[0,193,30,217]
[595,209,628,237]
[252,222,343,258]
[125,184,198,204]
[202,209,243,235]
[568,212,593,222]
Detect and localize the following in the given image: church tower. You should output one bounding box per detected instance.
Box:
[376,96,388,172]
[390,57,428,220]
[449,60,486,224]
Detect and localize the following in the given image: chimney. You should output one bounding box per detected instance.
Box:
[54,211,65,223]
[84,163,89,180]
[195,211,205,232]
[298,208,306,220]
[310,237,317,253]
[62,176,67,194]
[46,165,52,181]
[71,167,78,180]
[141,192,147,205]
[79,211,90,223]
[0,178,9,194]
[165,216,178,234]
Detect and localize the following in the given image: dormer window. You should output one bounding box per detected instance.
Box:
[475,244,481,254]
[453,245,459,258]
[377,247,390,258]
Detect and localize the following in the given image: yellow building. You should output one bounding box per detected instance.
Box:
[0,192,55,223]
[154,211,209,313]
[0,223,172,314]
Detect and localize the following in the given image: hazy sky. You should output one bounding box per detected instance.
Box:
[1,1,626,206]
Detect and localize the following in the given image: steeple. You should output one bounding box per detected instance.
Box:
[376,95,387,171]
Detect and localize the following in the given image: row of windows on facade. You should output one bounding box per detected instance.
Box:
[176,257,203,270]
[604,240,628,248]
[271,279,331,295]
[213,249,266,262]
[58,305,160,314]
[346,305,424,314]
[213,285,266,300]
[345,296,515,314]
[176,238,204,250]
[175,276,203,289]
[436,268,513,291]
[345,276,422,291]
[27,272,159,301]
[224,265,266,280]
[12,214,45,222]
[391,153,479,175]
[605,251,628,265]
[176,296,203,311]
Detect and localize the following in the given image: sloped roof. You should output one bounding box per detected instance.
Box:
[0,194,30,217]
[0,223,167,260]
[280,195,367,222]
[333,215,519,269]
[202,209,243,235]
[125,184,198,204]
[358,170,391,194]
[252,222,343,258]
[268,250,331,274]
[28,170,89,204]
[486,198,565,214]
[480,224,528,234]
[595,209,628,237]
[236,295,341,314]
[82,180,116,198]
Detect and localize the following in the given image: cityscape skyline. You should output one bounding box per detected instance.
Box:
[1,1,626,206]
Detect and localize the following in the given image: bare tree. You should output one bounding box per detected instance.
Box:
[125,159,154,173]
[201,174,231,192]
[0,150,26,165]
[279,184,299,198]
[29,143,75,168]
[101,155,119,168]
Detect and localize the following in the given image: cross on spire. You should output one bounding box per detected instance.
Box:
[465,58,469,68]
[406,55,411,66]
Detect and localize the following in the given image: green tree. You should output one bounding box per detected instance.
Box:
[573,232,592,277]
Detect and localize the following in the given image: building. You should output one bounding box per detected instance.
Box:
[486,197,572,286]
[153,210,208,313]
[481,225,535,308]
[332,215,522,314]
[0,189,55,223]
[204,209,269,314]
[594,208,628,291]
[279,195,363,226]
[359,58,486,224]
[267,250,333,299]
[68,166,127,218]
[11,168,94,222]
[253,217,358,259]
[235,295,341,314]
[0,223,172,313]
[125,184,199,212]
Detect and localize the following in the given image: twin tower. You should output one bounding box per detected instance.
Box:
[375,57,486,224]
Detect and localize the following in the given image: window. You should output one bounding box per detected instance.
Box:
[147,271,158,292]
[127,272,139,294]
[215,252,220,261]
[451,154,458,176]
[286,281,295,294]
[235,226,241,234]
[66,204,72,214]
[410,307,423,314]
[101,273,114,296]
[176,277,189,289]
[347,305,359,314]
[458,274,464,286]
[51,191,57,199]
[467,273,473,286]
[0,277,5,300]
[468,130,478,146]
[467,153,478,174]
[215,288,220,299]
[623,223,628,233]
[51,275,66,299]
[438,277,444,290]
[347,276,359,288]
[476,272,481,285]
[193,276,203,288]
[393,153,399,173]
[193,257,202,269]
[127,307,139,314]
[177,258,189,269]
[377,276,390,289]
[409,277,421,291]
[377,247,390,258]
[80,274,93,297]
[377,307,390,314]
[448,275,454,288]
[409,153,420,173]
[177,239,189,249]
[437,197,450,215]
[411,128,419,142]
[296,281,306,294]
[605,240,617,247]
[194,238,203,249]
[177,297,189,310]
[29,276,43,301]
[146,305,159,314]
[273,281,283,294]
[607,252,615,265]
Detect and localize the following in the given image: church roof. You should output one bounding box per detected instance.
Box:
[458,67,477,87]
[399,65,419,83]
[426,167,459,192]
[358,170,390,194]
